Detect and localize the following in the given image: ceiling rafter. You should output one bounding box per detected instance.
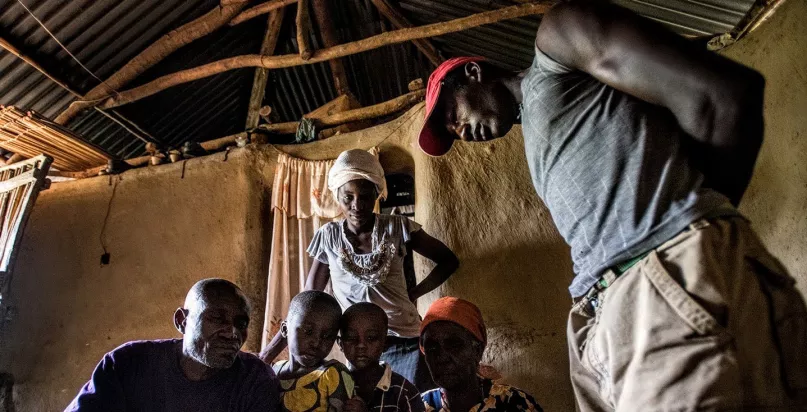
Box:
[246,10,285,129]
[91,2,553,111]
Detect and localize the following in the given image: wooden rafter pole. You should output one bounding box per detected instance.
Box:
[370,0,443,67]
[53,2,257,126]
[230,0,298,26]
[0,36,82,96]
[312,0,351,96]
[257,89,425,134]
[96,2,552,110]
[246,10,285,129]
[296,0,313,60]
[59,89,425,179]
[0,36,146,156]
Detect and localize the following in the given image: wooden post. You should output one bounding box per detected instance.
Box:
[296,0,313,60]
[95,2,552,109]
[370,0,443,67]
[312,0,351,96]
[246,10,285,129]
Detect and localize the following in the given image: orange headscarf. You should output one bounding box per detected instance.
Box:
[420,297,487,352]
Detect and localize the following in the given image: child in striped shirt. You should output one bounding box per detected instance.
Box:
[340,303,424,412]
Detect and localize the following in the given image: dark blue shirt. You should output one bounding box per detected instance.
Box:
[66,339,280,412]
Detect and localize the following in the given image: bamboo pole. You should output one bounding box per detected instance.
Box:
[97,2,551,110]
[0,106,110,170]
[295,0,313,60]
[370,0,443,67]
[230,0,298,26]
[53,2,256,125]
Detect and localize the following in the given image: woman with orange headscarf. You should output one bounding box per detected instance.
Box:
[419,297,544,412]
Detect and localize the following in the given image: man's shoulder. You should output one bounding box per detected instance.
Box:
[236,351,276,378]
[107,339,178,360]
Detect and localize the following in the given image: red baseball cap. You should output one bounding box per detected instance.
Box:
[418,57,486,157]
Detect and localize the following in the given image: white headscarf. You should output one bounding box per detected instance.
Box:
[327,149,387,201]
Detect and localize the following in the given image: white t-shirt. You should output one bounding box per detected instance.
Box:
[307,214,422,338]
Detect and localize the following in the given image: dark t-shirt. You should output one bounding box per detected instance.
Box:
[65,339,280,412]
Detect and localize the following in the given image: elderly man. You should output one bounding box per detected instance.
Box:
[66,278,280,411]
[419,297,543,412]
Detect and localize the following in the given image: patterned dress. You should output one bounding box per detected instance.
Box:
[421,379,543,412]
[273,359,355,412]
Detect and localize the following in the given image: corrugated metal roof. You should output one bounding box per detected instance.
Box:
[0,0,757,162]
[614,0,754,36]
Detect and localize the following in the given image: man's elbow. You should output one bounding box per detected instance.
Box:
[725,68,766,146]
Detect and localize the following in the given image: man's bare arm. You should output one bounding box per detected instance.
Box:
[536,2,765,205]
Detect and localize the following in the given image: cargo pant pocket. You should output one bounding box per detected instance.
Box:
[643,251,731,340]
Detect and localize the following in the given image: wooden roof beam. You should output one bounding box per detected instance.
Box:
[296,0,313,60]
[230,0,298,26]
[0,36,154,155]
[95,2,552,110]
[246,10,285,129]
[370,0,443,67]
[257,88,425,134]
[312,0,352,96]
[0,36,82,96]
[53,1,259,126]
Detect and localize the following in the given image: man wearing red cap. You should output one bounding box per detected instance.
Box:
[419,2,806,411]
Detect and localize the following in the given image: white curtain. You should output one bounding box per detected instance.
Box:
[261,152,341,353]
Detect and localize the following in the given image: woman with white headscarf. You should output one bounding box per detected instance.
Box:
[262,149,459,391]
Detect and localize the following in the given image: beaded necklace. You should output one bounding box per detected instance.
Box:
[336,218,396,286]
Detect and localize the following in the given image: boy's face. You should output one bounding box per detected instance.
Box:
[339,314,387,371]
[284,309,339,367]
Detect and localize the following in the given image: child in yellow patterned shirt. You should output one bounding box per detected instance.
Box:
[274,291,354,412]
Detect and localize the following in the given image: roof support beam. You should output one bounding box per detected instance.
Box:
[312,0,352,96]
[370,0,443,67]
[257,89,425,134]
[0,36,82,96]
[295,0,313,60]
[230,0,298,26]
[246,10,285,129]
[94,2,552,110]
[53,2,258,126]
[0,36,153,153]
[58,88,426,179]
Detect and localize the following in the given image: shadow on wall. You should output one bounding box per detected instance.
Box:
[413,130,576,410]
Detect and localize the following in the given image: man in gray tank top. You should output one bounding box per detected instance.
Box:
[417,2,807,410]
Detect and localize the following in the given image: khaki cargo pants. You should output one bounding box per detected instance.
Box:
[568,217,807,411]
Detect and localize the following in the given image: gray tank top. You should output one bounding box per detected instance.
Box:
[521,47,731,297]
